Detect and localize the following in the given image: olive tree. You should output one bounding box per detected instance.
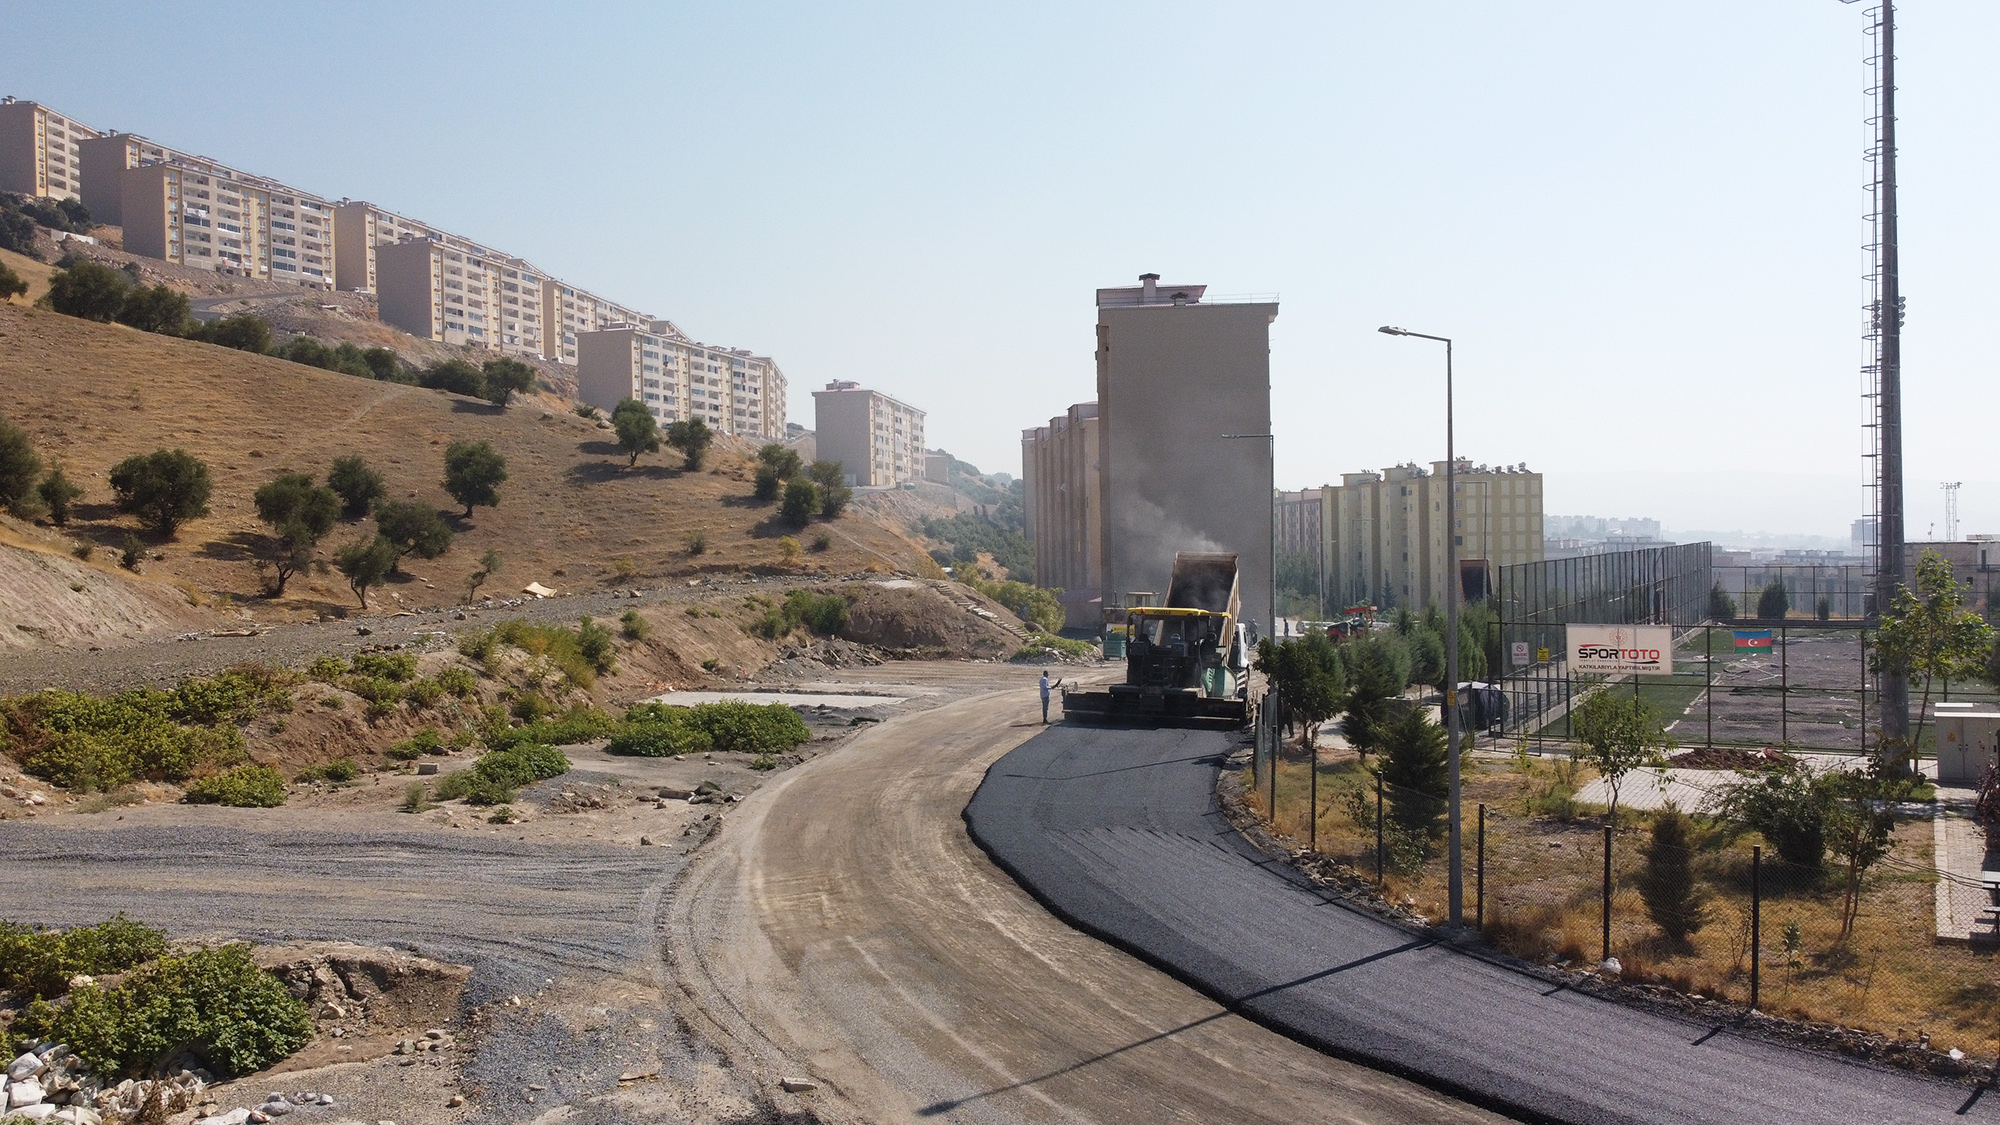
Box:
[374,500,454,569]
[665,418,713,471]
[442,440,506,517]
[611,399,660,466]
[326,455,386,519]
[109,449,212,537]
[252,472,340,594]
[480,357,538,407]
[334,535,400,609]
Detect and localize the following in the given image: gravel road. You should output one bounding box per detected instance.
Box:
[963,725,2000,1125]
[666,668,1499,1124]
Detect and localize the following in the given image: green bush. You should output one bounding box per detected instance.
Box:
[576,616,616,675]
[343,674,404,707]
[6,687,249,791]
[307,655,348,683]
[486,706,615,751]
[350,652,419,682]
[434,743,568,804]
[404,677,445,708]
[433,666,477,698]
[385,728,444,761]
[748,589,851,640]
[183,764,287,807]
[0,914,168,1001]
[15,943,313,1078]
[481,619,610,688]
[296,758,358,783]
[620,609,650,641]
[613,701,811,756]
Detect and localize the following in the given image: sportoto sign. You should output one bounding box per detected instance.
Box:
[1566,625,1674,676]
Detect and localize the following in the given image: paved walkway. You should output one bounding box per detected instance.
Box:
[1933,784,1996,942]
[1573,753,1870,812]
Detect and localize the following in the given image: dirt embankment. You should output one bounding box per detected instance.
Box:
[0,302,936,630]
[0,535,204,649]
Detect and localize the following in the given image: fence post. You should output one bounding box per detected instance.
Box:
[1705,624,1713,747]
[1375,770,1385,886]
[1751,844,1762,1012]
[1477,803,1487,930]
[1601,824,1614,964]
[1309,734,1318,852]
[1779,622,1788,746]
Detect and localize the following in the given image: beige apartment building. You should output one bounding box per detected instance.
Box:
[76,133,230,225]
[1319,460,1544,611]
[576,322,788,440]
[812,382,925,487]
[543,283,652,365]
[120,158,333,288]
[0,98,98,202]
[1021,402,1102,626]
[372,233,548,360]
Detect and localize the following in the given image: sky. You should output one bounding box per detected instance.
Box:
[5,1,1996,544]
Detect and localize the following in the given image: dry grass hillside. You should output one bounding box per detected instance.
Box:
[0,246,55,306]
[0,303,932,624]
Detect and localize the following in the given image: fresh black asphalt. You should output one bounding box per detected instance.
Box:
[963,724,1999,1125]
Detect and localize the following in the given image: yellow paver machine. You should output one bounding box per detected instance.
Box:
[1064,552,1251,724]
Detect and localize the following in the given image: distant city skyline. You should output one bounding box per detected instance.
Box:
[4,2,1995,541]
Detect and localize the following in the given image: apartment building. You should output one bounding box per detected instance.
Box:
[1276,489,1323,560]
[542,282,652,365]
[1318,460,1544,611]
[1021,402,1102,626]
[76,133,229,225]
[576,322,788,440]
[0,98,99,201]
[373,238,549,359]
[120,158,334,287]
[813,382,925,487]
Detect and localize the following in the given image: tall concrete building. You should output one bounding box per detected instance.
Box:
[576,322,788,440]
[373,235,549,359]
[812,382,925,487]
[1021,402,1102,625]
[1095,275,1276,632]
[120,158,334,288]
[0,98,97,201]
[1319,460,1544,610]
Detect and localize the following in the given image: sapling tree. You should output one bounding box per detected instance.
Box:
[1569,691,1673,821]
[1870,551,1994,779]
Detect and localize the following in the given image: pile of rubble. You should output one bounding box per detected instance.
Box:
[191,1090,339,1124]
[3,1041,209,1124]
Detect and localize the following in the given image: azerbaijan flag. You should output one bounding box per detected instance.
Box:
[1733,629,1773,649]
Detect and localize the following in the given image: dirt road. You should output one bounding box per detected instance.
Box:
[667,672,1500,1124]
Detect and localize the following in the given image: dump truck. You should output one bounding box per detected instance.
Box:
[1064,552,1251,724]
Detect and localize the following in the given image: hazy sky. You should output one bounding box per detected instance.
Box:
[6,2,1995,541]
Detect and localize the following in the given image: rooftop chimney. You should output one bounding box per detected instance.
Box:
[1139,273,1159,303]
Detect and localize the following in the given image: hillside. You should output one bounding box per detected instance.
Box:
[0,302,932,629]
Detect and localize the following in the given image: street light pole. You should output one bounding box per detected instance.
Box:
[1223,432,1277,641]
[1379,326,1463,929]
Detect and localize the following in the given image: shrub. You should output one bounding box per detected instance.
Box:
[1708,583,1737,621]
[401,782,431,812]
[0,914,169,1001]
[307,655,348,683]
[480,356,537,407]
[119,534,143,572]
[0,259,25,300]
[109,449,213,537]
[1756,580,1790,621]
[374,501,454,566]
[615,700,811,755]
[434,771,515,806]
[297,758,358,783]
[606,719,713,758]
[472,743,570,788]
[576,616,616,674]
[343,674,405,708]
[433,666,477,698]
[778,536,802,563]
[1636,803,1710,946]
[1379,707,1449,843]
[0,414,42,515]
[37,464,83,526]
[351,651,419,682]
[5,686,250,791]
[1704,768,1833,867]
[962,576,1064,634]
[183,764,287,807]
[14,943,313,1078]
[780,478,819,527]
[333,534,399,609]
[184,313,272,354]
[753,464,783,502]
[809,531,832,553]
[418,359,486,398]
[620,609,650,641]
[487,619,609,688]
[665,418,713,470]
[685,529,708,556]
[404,677,444,708]
[486,706,616,751]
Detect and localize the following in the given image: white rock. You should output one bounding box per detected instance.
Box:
[7,1054,42,1081]
[10,1077,47,1107]
[1598,957,1622,976]
[10,1104,60,1121]
[53,1106,101,1125]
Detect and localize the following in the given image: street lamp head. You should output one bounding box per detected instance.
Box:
[1378,326,1408,336]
